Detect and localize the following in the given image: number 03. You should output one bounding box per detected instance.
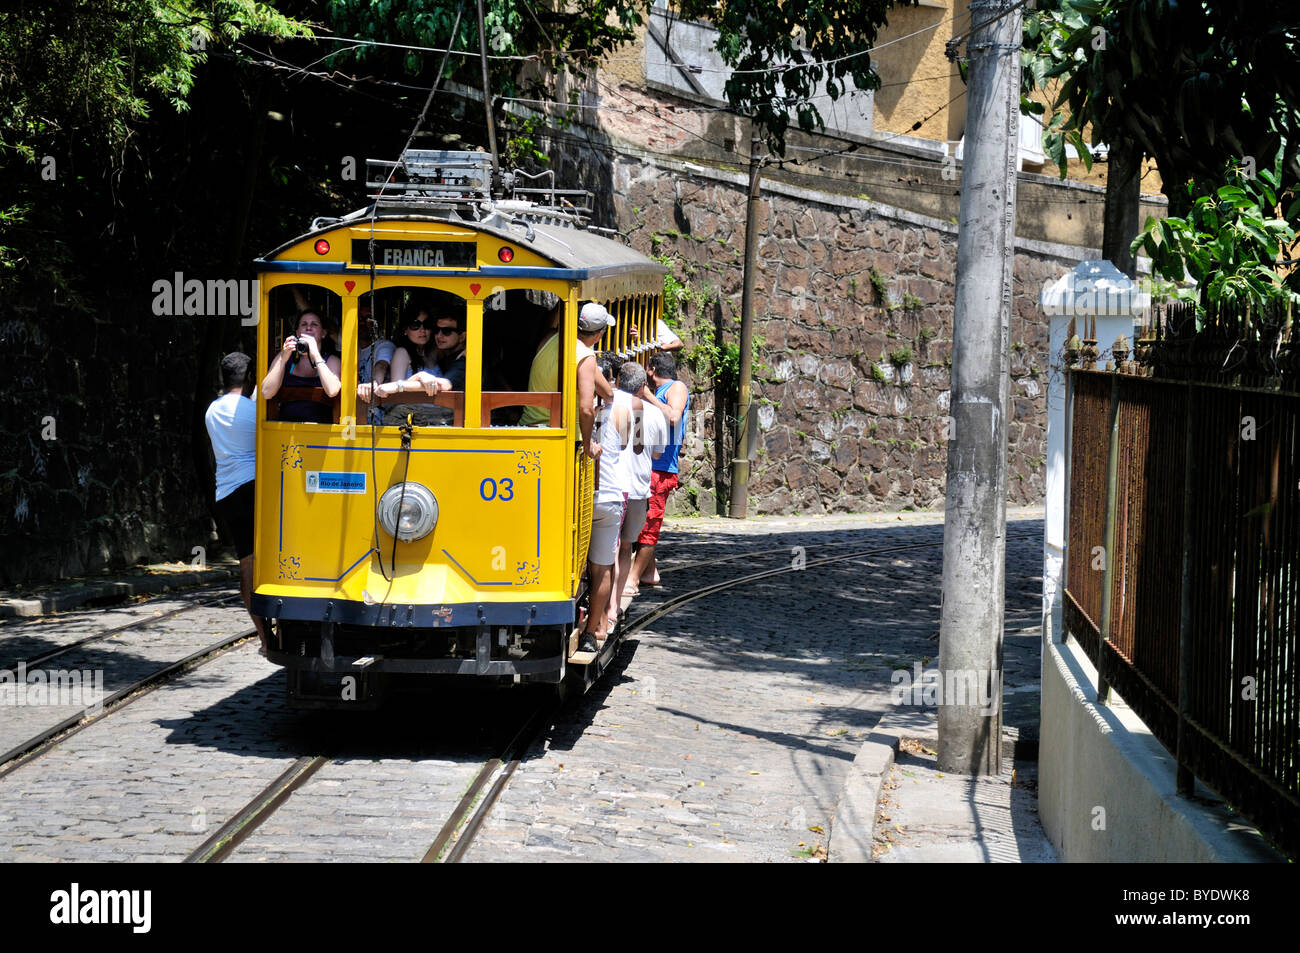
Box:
[479,477,514,501]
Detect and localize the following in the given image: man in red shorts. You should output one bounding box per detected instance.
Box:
[633,352,690,589]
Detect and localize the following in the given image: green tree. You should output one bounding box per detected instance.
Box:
[1022,0,1300,212]
[670,0,918,154]
[0,0,309,282]
[322,0,647,166]
[1132,146,1300,310]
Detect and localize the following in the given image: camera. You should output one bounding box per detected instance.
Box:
[295,339,311,355]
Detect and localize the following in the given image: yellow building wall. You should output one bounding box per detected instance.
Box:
[870,0,969,143]
[596,1,1164,200]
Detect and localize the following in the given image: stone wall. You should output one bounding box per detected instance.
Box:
[599,150,1081,516]
[1,305,228,585]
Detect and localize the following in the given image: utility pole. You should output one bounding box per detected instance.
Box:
[937,0,1022,775]
[729,132,763,518]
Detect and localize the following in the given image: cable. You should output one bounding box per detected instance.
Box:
[229,43,968,168]
[228,48,1095,205]
[307,32,556,63]
[300,5,969,80]
[633,6,971,77]
[363,0,467,584]
[515,0,649,171]
[783,89,967,173]
[948,0,1032,52]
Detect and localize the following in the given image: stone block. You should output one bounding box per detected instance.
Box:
[859,439,886,470]
[786,461,814,490]
[867,472,891,499]
[832,439,857,471]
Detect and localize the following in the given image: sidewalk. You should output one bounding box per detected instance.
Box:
[0,560,239,618]
[663,506,1055,863]
[830,617,1057,863]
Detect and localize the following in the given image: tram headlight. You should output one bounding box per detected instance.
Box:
[378,482,439,542]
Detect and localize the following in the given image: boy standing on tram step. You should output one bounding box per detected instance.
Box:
[633,351,690,590]
[576,304,620,654]
[204,352,269,652]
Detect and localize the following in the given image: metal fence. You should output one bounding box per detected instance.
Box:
[1064,368,1300,859]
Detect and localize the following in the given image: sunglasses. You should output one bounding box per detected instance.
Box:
[434,325,459,335]
[406,319,435,330]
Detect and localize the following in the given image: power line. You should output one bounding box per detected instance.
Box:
[513,0,625,173]
[782,89,967,172]
[233,48,969,172]
[229,49,982,183]
[307,33,558,63]
[231,38,1110,208]
[300,6,971,80]
[631,7,972,76]
[947,0,1032,53]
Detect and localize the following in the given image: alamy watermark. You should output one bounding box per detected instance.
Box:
[50,883,150,933]
[1040,274,1175,317]
[890,662,1000,715]
[0,663,104,712]
[151,272,258,325]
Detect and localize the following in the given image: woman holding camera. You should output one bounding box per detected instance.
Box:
[262,309,342,423]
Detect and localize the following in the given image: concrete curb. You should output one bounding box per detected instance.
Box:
[829,702,1040,863]
[829,708,938,863]
[0,566,239,619]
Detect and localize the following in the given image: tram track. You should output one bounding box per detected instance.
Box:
[0,629,256,780]
[17,529,1039,862]
[420,531,1041,863]
[1,588,240,673]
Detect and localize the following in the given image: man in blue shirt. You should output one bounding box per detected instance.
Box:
[204,352,267,651]
[633,352,690,590]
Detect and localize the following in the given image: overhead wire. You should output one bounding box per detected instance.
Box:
[299,5,971,79]
[228,47,1108,207]
[362,1,468,584]
[229,47,975,181]
[236,8,1111,214]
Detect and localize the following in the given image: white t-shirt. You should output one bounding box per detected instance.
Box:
[655,318,680,348]
[626,402,668,500]
[205,392,256,501]
[358,339,396,383]
[595,390,634,504]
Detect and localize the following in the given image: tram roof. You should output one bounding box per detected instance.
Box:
[255,205,668,285]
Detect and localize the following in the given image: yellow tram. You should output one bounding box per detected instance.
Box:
[249,150,666,707]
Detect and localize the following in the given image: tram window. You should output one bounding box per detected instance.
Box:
[264,284,342,424]
[370,289,468,428]
[483,288,565,428]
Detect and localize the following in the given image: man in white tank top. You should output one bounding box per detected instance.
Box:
[577,304,618,653]
[610,360,665,623]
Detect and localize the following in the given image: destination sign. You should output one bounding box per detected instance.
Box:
[350,239,476,268]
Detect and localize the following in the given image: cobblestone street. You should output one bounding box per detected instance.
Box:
[466,510,1045,862]
[0,511,1046,862]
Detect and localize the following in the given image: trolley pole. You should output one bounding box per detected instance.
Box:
[728,132,763,518]
[475,0,499,177]
[936,0,1021,775]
